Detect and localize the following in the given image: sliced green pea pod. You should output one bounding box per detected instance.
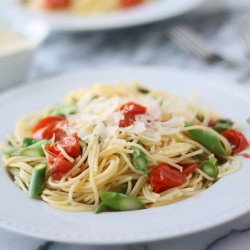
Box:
[93,203,109,214]
[247,118,250,125]
[50,103,77,117]
[200,161,218,178]
[21,140,50,157]
[212,120,233,133]
[137,87,149,94]
[3,147,19,156]
[114,184,128,194]
[93,185,128,214]
[130,146,149,176]
[186,123,227,156]
[29,163,47,198]
[100,192,145,211]
[4,140,49,157]
[22,138,40,147]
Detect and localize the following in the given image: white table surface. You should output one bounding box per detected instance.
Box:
[1,0,250,250]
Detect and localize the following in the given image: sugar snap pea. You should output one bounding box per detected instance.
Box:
[50,103,77,117]
[94,184,128,214]
[200,162,217,177]
[212,119,233,133]
[130,146,149,176]
[114,184,128,194]
[4,140,49,157]
[186,123,227,156]
[29,163,47,198]
[22,138,40,147]
[100,192,145,211]
[93,203,109,214]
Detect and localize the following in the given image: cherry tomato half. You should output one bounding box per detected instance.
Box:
[238,153,250,159]
[46,133,81,158]
[221,129,249,154]
[120,0,143,8]
[181,163,199,176]
[47,155,75,180]
[117,101,146,127]
[149,163,186,193]
[43,0,70,10]
[45,133,81,180]
[32,116,67,141]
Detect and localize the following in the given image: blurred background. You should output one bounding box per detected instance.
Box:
[1,0,250,87]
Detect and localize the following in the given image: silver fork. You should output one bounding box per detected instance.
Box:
[166,25,250,69]
[235,17,250,58]
[234,17,250,82]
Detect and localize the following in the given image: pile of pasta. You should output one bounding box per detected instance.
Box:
[3,83,248,212]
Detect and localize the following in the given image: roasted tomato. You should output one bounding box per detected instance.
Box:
[221,129,249,154]
[117,101,146,127]
[47,155,75,180]
[43,0,70,9]
[45,133,81,180]
[32,116,67,141]
[149,163,186,193]
[181,163,199,176]
[120,0,143,8]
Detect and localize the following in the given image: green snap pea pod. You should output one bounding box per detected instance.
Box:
[137,87,149,94]
[93,203,109,214]
[94,185,128,214]
[100,192,145,211]
[247,118,250,125]
[4,140,49,157]
[212,120,233,133]
[130,146,149,176]
[22,138,40,147]
[50,103,77,116]
[21,140,50,157]
[200,162,218,177]
[186,123,227,156]
[3,147,19,155]
[29,163,47,198]
[114,184,128,194]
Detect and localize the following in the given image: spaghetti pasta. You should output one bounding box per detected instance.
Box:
[2,82,248,212]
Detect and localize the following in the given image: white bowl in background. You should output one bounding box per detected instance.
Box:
[0,21,49,90]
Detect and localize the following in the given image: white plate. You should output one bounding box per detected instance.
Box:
[3,0,206,31]
[0,68,250,244]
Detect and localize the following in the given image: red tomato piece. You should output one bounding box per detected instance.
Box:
[117,101,147,127]
[238,153,250,159]
[120,0,142,8]
[44,144,60,157]
[208,120,217,127]
[43,0,70,9]
[60,133,81,158]
[149,163,186,193]
[45,133,80,158]
[181,163,199,176]
[32,116,65,133]
[221,129,249,154]
[47,155,75,180]
[45,133,81,180]
[32,116,67,141]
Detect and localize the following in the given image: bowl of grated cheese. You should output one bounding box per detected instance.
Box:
[0,21,48,90]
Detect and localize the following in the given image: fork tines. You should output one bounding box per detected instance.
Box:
[234,17,250,58]
[166,25,218,63]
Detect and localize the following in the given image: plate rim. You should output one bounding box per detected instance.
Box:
[4,0,207,31]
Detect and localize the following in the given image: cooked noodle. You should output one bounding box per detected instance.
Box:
[2,82,239,212]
